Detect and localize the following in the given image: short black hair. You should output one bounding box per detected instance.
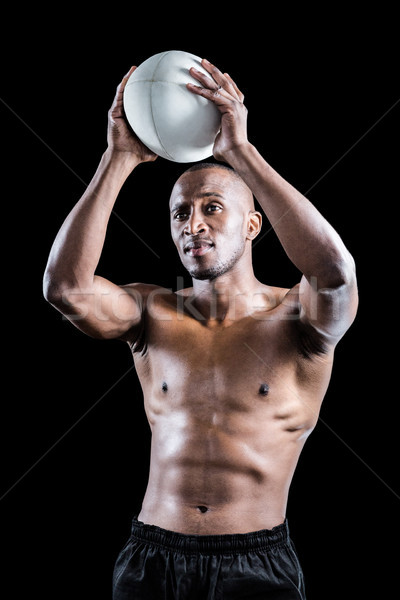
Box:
[182,161,241,181]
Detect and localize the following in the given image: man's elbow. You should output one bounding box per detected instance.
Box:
[43,271,71,309]
[319,255,358,327]
[43,271,58,303]
[320,250,357,291]
[334,253,357,288]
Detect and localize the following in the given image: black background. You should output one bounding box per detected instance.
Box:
[1,7,399,599]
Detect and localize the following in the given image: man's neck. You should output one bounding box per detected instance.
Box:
[190,266,260,323]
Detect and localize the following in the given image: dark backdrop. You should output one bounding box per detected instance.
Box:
[1,8,398,599]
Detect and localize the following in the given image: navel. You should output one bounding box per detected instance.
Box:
[162,381,168,393]
[258,383,270,396]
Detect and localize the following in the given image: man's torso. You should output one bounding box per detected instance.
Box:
[125,283,333,534]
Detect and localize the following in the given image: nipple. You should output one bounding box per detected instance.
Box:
[259,383,269,396]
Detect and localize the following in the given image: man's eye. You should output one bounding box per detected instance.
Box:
[207,205,222,213]
[174,212,188,220]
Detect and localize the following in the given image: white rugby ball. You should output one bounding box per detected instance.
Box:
[123,50,221,163]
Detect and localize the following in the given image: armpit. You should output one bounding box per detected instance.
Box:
[295,319,332,359]
[121,282,157,355]
[129,314,147,355]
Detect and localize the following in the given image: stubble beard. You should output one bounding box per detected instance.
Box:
[185,239,246,281]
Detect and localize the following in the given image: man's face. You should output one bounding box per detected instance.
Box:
[169,168,252,281]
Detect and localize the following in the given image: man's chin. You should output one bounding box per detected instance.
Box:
[186,261,229,281]
[182,242,246,282]
[190,271,219,281]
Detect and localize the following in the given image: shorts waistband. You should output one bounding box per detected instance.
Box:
[130,516,290,554]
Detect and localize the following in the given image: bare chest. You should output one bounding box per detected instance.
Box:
[133,310,307,413]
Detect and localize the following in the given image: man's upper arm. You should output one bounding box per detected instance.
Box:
[297,263,359,352]
[54,277,147,341]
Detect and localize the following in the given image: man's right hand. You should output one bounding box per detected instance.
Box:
[107,66,158,164]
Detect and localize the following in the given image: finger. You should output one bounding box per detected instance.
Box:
[189,67,220,91]
[186,81,231,108]
[201,58,225,83]
[200,59,242,101]
[224,72,245,102]
[119,66,137,94]
[124,65,137,79]
[111,66,137,114]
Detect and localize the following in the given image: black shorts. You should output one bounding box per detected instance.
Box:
[112,516,306,599]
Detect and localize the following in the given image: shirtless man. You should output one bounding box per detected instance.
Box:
[43,59,358,599]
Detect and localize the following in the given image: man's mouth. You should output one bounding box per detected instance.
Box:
[184,239,214,257]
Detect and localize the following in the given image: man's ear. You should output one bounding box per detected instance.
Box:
[246,211,262,240]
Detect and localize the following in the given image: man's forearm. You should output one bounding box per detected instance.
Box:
[225,143,355,287]
[43,149,139,300]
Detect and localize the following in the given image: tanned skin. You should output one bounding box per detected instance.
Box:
[43,61,358,534]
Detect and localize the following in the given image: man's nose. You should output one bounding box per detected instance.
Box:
[184,208,207,235]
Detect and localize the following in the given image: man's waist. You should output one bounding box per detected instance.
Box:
[138,494,287,535]
[130,513,290,551]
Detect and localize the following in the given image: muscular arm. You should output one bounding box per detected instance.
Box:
[224,143,358,344]
[188,60,358,347]
[43,67,157,339]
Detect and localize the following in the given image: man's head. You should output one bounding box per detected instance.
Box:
[169,163,262,281]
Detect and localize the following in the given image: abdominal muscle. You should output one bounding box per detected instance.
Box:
[137,409,307,535]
